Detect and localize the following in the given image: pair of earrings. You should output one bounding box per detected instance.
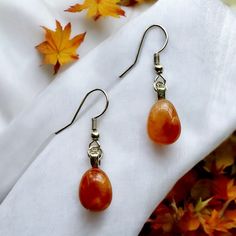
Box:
[55,25,181,212]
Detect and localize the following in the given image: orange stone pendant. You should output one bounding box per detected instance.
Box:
[79,167,112,211]
[147,99,181,145]
[54,89,112,212]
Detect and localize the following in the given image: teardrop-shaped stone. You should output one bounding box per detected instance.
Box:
[147,99,181,145]
[79,167,112,211]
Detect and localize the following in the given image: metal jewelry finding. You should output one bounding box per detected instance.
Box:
[54,88,109,167]
[119,24,181,145]
[87,118,103,167]
[119,24,168,100]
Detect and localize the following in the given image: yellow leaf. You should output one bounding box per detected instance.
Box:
[36,20,86,74]
[195,198,212,212]
[227,179,236,201]
[204,140,235,174]
[65,0,125,21]
[223,0,236,6]
[201,210,236,235]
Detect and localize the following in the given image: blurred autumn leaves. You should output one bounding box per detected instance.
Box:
[223,0,236,6]
[36,0,154,74]
[140,132,236,236]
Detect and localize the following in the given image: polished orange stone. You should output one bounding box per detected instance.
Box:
[79,167,112,211]
[147,99,181,145]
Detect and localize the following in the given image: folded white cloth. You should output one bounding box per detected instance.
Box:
[1,0,236,235]
[0,0,149,131]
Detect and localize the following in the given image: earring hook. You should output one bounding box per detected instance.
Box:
[55,88,109,135]
[119,24,168,78]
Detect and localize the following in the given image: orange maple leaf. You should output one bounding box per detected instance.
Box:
[225,209,236,223]
[65,0,125,21]
[227,179,236,201]
[212,177,236,202]
[178,211,200,232]
[201,210,236,236]
[36,20,86,74]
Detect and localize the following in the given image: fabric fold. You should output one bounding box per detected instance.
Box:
[0,0,146,131]
[0,0,236,235]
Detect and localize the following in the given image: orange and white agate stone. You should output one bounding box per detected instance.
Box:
[79,167,112,211]
[147,99,181,145]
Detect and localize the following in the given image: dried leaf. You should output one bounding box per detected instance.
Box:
[195,198,212,212]
[36,20,86,74]
[227,179,236,201]
[167,170,197,203]
[179,212,200,232]
[140,132,236,236]
[212,177,236,203]
[212,177,229,201]
[118,0,155,6]
[201,210,236,235]
[225,210,236,223]
[65,0,125,21]
[118,0,138,6]
[191,180,213,201]
[204,140,235,174]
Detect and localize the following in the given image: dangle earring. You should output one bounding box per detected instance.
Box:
[119,25,181,145]
[55,89,112,211]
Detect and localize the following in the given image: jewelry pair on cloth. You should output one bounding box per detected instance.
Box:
[55,25,181,212]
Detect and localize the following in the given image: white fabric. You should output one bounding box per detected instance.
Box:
[0,0,150,131]
[1,0,236,235]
